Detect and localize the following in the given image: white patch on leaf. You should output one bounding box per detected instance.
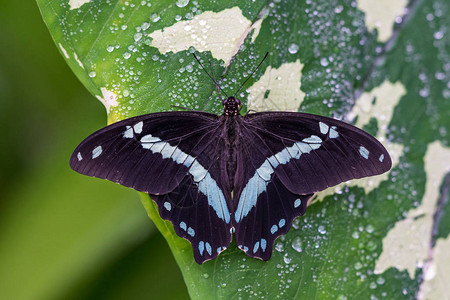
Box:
[69,0,92,10]
[374,141,450,278]
[96,88,118,114]
[148,7,258,66]
[357,0,408,42]
[420,236,450,299]
[247,60,305,112]
[73,52,84,69]
[59,43,69,59]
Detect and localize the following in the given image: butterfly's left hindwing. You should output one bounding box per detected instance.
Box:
[70,111,232,263]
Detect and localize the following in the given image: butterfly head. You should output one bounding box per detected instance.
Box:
[223,96,241,117]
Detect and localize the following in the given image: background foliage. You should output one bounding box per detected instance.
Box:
[1,0,449,299]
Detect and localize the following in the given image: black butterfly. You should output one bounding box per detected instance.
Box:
[70,55,391,264]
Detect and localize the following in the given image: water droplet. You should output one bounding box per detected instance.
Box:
[354,261,362,270]
[365,224,375,233]
[377,277,385,285]
[88,71,96,78]
[288,43,299,54]
[334,5,343,14]
[141,22,150,31]
[186,64,194,72]
[106,45,114,52]
[291,236,302,252]
[134,32,143,42]
[433,31,443,40]
[275,242,285,252]
[320,57,329,67]
[123,90,130,97]
[318,225,327,234]
[283,254,291,264]
[352,231,359,239]
[366,241,377,251]
[176,0,189,8]
[369,282,377,289]
[151,13,161,22]
[123,52,131,59]
[337,295,347,300]
[202,273,209,279]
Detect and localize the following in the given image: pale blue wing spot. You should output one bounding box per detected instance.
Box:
[310,143,321,150]
[164,202,172,211]
[253,241,260,253]
[275,148,291,165]
[141,134,161,143]
[260,239,267,252]
[180,222,187,231]
[359,146,370,159]
[319,122,329,134]
[379,154,384,162]
[77,152,83,161]
[294,198,301,208]
[187,227,195,237]
[329,126,339,138]
[160,144,177,159]
[205,242,212,255]
[256,160,274,181]
[270,224,278,234]
[133,121,143,134]
[296,142,312,154]
[123,126,133,138]
[199,241,205,256]
[279,219,286,228]
[217,247,222,253]
[235,172,268,223]
[287,144,301,159]
[303,135,322,143]
[189,160,208,182]
[267,156,279,168]
[198,173,231,223]
[150,142,166,153]
[92,146,102,159]
[172,148,188,164]
[183,156,195,167]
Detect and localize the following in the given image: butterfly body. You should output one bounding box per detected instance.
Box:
[71,96,391,264]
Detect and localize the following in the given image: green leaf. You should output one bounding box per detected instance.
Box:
[37,0,449,299]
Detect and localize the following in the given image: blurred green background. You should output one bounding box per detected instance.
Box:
[0,1,188,299]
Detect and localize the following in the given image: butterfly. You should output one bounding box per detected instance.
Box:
[70,54,392,264]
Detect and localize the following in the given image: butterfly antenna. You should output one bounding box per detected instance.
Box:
[209,60,224,101]
[193,53,228,98]
[233,52,268,97]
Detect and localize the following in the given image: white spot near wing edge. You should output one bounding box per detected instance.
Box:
[92,146,102,159]
[359,146,370,159]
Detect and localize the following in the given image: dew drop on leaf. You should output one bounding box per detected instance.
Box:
[176,0,189,8]
[291,236,302,252]
[288,43,299,54]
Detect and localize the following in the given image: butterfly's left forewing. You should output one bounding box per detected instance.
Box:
[233,111,392,260]
[70,112,233,263]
